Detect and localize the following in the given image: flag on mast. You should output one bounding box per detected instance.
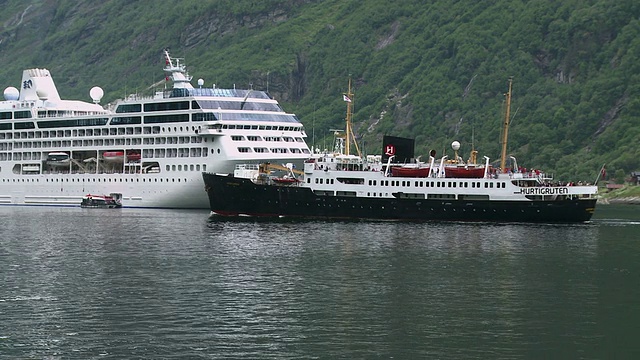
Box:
[343,94,352,102]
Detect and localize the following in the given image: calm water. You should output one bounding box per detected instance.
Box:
[1,205,639,359]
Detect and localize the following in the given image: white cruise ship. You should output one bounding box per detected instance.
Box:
[0,50,311,208]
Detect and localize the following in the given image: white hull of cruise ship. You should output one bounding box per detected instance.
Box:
[1,157,304,209]
[0,50,311,209]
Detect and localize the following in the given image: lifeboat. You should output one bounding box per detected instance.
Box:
[102,151,125,162]
[444,166,487,178]
[272,177,300,185]
[126,152,141,162]
[391,166,431,177]
[46,152,70,167]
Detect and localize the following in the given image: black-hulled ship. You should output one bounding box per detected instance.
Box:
[202,79,598,223]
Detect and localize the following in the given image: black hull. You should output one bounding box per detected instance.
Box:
[203,173,597,223]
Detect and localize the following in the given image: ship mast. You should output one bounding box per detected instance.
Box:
[343,78,361,157]
[500,77,513,172]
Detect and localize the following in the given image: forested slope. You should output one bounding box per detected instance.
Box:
[1,0,638,181]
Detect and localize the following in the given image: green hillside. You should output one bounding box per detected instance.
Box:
[1,0,639,182]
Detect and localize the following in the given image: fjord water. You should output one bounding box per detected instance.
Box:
[1,205,638,359]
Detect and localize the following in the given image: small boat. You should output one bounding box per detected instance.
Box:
[272,176,301,184]
[390,166,431,177]
[444,166,487,178]
[126,152,141,162]
[80,193,123,208]
[46,152,70,167]
[102,151,125,162]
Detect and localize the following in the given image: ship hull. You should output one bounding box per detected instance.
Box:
[204,173,597,223]
[0,157,307,209]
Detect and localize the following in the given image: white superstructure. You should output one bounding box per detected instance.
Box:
[0,50,311,208]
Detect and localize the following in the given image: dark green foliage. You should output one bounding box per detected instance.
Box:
[0,0,639,180]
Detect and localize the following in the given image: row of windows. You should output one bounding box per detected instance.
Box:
[312,178,336,184]
[0,125,200,139]
[0,122,304,140]
[114,96,279,114]
[232,135,303,143]
[195,100,281,112]
[141,148,208,158]
[0,111,300,130]
[3,177,193,183]
[236,147,309,154]
[10,135,206,150]
[306,176,509,189]
[0,111,32,120]
[209,123,303,132]
[371,179,507,189]
[0,147,210,161]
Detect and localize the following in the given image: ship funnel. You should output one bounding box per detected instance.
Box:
[19,69,62,102]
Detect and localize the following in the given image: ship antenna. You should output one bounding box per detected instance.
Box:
[343,76,361,157]
[500,77,513,172]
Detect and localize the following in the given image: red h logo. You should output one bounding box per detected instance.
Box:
[385,144,395,156]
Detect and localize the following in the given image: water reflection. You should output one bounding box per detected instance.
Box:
[0,206,638,358]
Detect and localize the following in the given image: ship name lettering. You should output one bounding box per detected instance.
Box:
[518,187,569,195]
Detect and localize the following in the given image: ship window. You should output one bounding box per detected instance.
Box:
[0,112,11,120]
[115,104,142,113]
[460,194,490,201]
[144,101,189,112]
[15,122,35,130]
[427,194,456,200]
[144,114,189,124]
[192,113,217,121]
[14,110,31,119]
[485,183,489,188]
[112,116,142,125]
